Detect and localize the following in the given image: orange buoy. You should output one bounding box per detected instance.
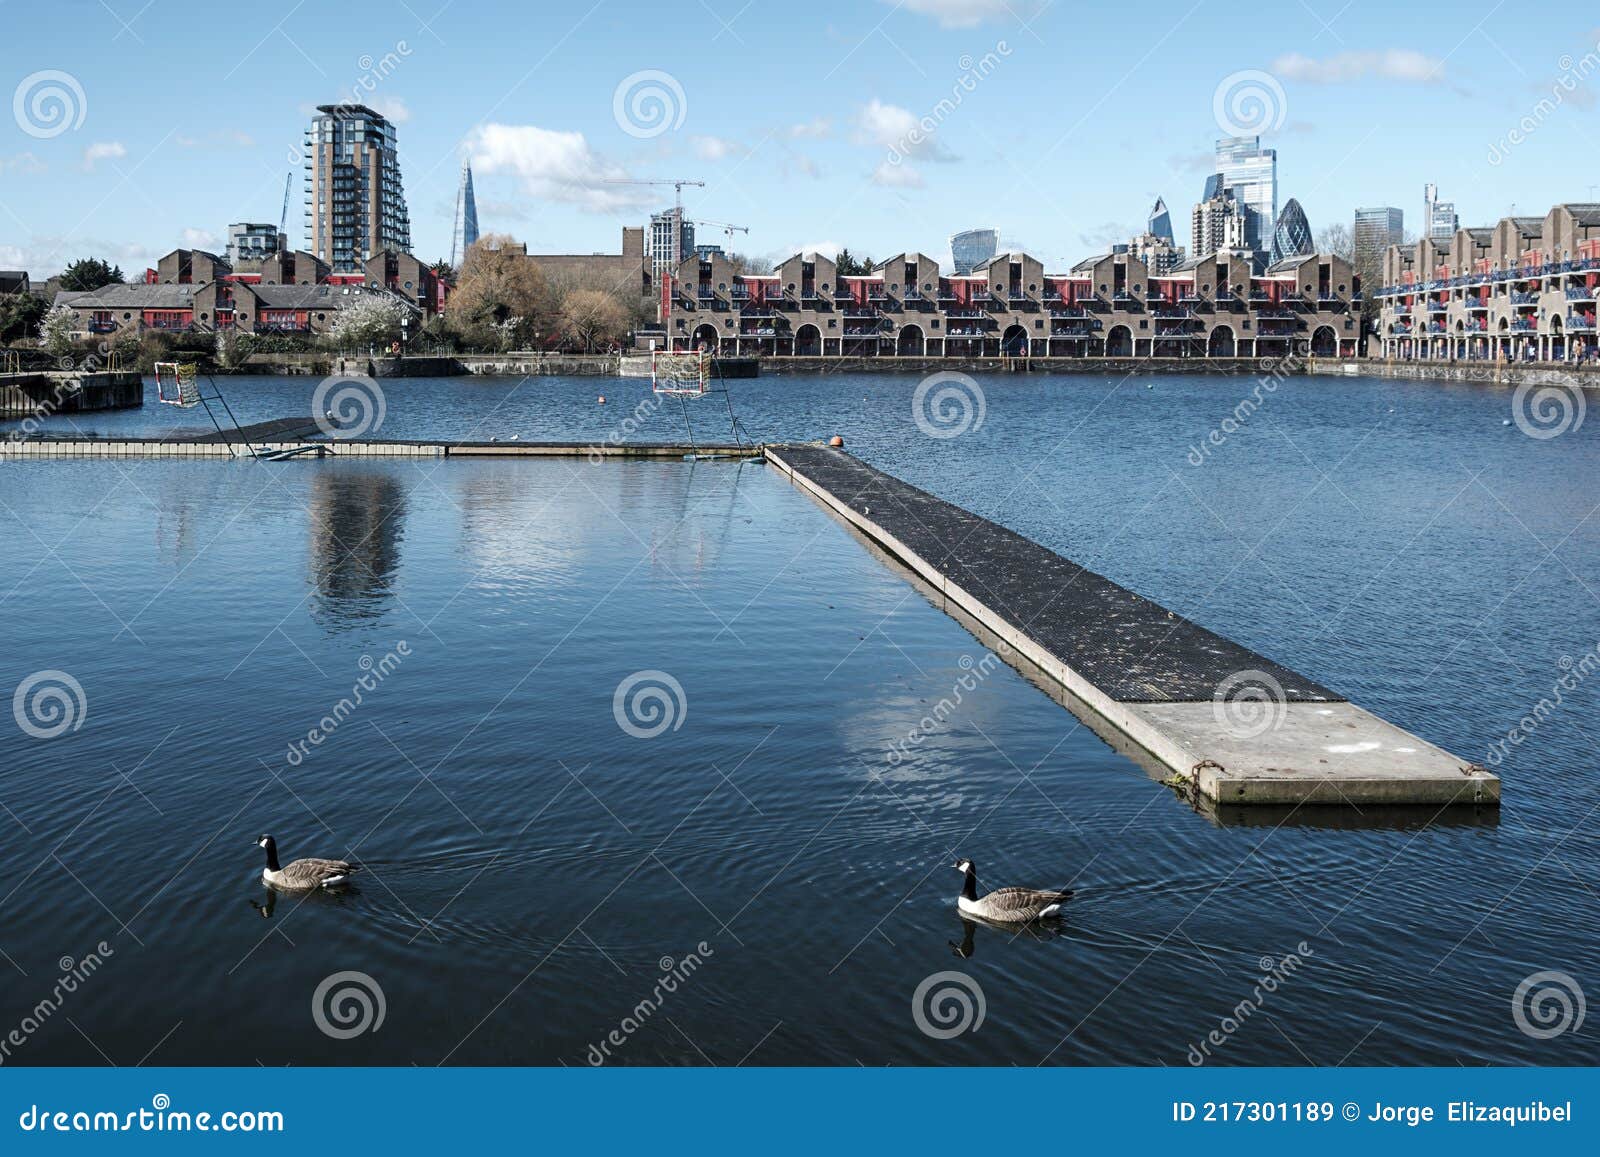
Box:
[828,435,844,448]
[597,395,606,404]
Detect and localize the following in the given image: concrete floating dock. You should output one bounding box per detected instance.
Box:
[765,444,1497,808]
[0,425,746,460]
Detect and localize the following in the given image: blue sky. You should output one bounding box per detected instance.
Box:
[4,0,1600,278]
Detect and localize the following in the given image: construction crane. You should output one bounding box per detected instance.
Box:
[693,219,749,243]
[279,172,292,240]
[602,177,706,267]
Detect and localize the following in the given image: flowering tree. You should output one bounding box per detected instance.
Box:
[38,304,76,356]
[328,294,407,350]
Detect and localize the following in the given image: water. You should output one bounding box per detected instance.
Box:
[1,371,1596,1067]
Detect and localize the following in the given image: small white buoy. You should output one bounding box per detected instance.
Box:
[1502,419,1512,426]
[509,433,519,440]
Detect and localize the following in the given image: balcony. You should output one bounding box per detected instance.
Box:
[1048,306,1089,318]
[1568,315,1598,332]
[87,320,118,334]
[1466,299,1489,311]
[1509,292,1538,306]
[1427,322,1448,334]
[1427,301,1448,313]
[1509,319,1538,332]
[1565,287,1597,302]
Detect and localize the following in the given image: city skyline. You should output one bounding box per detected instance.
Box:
[4,2,1600,280]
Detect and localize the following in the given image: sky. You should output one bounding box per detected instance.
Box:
[4,0,1600,279]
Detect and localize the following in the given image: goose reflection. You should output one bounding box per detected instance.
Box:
[947,913,1071,959]
[249,891,276,920]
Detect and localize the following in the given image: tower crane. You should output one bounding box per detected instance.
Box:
[601,177,706,267]
[279,172,292,239]
[692,219,749,243]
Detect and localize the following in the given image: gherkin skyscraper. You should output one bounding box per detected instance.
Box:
[1270,198,1313,264]
[450,160,479,268]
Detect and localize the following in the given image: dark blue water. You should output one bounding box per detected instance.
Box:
[1,371,1596,1066]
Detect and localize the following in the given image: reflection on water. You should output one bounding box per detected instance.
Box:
[307,470,407,629]
[3,371,1600,1067]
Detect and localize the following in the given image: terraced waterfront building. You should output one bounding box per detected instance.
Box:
[662,248,1361,360]
[1375,203,1600,362]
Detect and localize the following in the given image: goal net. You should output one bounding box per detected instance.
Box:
[154,361,202,407]
[651,349,710,396]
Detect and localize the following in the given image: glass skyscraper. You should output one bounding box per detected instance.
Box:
[950,228,999,274]
[1148,198,1173,244]
[1211,136,1277,254]
[1270,198,1313,264]
[450,160,479,268]
[1353,207,1404,267]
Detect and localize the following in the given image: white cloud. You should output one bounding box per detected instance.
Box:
[888,0,1037,27]
[371,96,411,124]
[1271,49,1443,84]
[690,135,743,161]
[0,152,45,174]
[0,237,169,280]
[466,123,644,213]
[783,153,821,179]
[789,117,831,139]
[180,227,224,251]
[855,99,955,161]
[81,141,126,170]
[871,160,924,189]
[795,240,842,259]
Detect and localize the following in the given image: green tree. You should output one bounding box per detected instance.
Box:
[0,293,47,343]
[834,249,875,276]
[428,258,454,282]
[58,258,124,292]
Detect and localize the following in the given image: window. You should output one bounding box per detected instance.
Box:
[1034,320,1043,329]
[1138,320,1148,329]
[827,319,837,329]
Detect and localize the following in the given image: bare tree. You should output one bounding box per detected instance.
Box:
[559,289,629,352]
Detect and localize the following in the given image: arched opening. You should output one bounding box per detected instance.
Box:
[1207,325,1235,357]
[1105,325,1132,357]
[1001,323,1028,356]
[794,324,821,356]
[692,324,719,353]
[1311,325,1337,357]
[896,324,924,357]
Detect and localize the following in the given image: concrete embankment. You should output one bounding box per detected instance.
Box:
[0,370,143,416]
[764,444,1496,808]
[1310,356,1600,388]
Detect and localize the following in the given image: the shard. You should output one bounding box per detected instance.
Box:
[450,160,479,268]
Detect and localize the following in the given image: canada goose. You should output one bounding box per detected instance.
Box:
[953,858,1072,922]
[256,834,359,889]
